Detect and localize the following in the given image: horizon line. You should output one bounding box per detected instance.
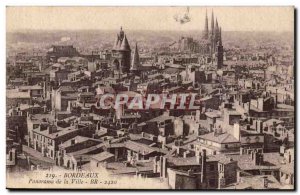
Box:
[7,28,294,33]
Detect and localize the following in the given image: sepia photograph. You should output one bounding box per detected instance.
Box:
[5,6,295,190]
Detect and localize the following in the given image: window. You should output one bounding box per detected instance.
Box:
[209,164,215,171]
[225,144,228,149]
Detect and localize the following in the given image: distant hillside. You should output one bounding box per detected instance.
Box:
[7,30,294,52]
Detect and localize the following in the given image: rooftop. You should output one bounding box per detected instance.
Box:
[199,132,240,144]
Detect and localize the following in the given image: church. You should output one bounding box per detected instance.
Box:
[177,10,224,69]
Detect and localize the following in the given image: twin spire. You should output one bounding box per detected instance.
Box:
[203,9,222,44]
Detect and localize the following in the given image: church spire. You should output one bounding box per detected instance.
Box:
[219,27,222,46]
[131,42,140,71]
[217,26,223,70]
[215,18,219,33]
[203,9,209,39]
[211,10,214,35]
[215,18,219,41]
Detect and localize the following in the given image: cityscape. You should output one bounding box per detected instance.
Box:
[6,7,294,190]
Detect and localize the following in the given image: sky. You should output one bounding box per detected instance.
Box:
[6,6,294,32]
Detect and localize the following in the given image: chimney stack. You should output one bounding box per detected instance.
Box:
[252,150,264,165]
[233,123,240,141]
[196,152,202,164]
[275,88,278,108]
[200,149,207,183]
[263,176,268,188]
[153,156,159,173]
[160,156,168,178]
[48,124,57,134]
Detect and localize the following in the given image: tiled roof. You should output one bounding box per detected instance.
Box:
[199,132,239,144]
[91,151,114,162]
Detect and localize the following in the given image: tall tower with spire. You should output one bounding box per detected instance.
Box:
[203,10,209,40]
[214,18,219,51]
[130,42,140,75]
[210,10,215,55]
[111,27,131,77]
[210,11,215,36]
[217,27,223,69]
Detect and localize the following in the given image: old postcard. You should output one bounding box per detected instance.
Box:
[6,6,295,190]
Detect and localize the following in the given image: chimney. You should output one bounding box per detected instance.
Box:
[257,120,263,133]
[288,153,292,163]
[160,156,168,178]
[263,176,268,188]
[183,151,187,158]
[279,145,285,156]
[253,150,263,165]
[251,150,255,160]
[96,121,100,131]
[240,147,244,155]
[275,89,278,108]
[196,153,202,164]
[248,101,251,113]
[200,149,207,183]
[233,123,240,141]
[48,124,57,134]
[153,156,159,173]
[67,101,72,112]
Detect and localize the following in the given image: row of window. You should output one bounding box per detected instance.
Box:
[35,133,54,146]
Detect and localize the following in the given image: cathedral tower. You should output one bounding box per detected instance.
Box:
[203,9,209,40]
[211,11,215,35]
[214,18,219,51]
[210,10,215,55]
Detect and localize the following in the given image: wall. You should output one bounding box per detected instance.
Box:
[167,168,198,189]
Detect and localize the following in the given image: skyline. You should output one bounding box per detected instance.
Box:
[7,7,294,32]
